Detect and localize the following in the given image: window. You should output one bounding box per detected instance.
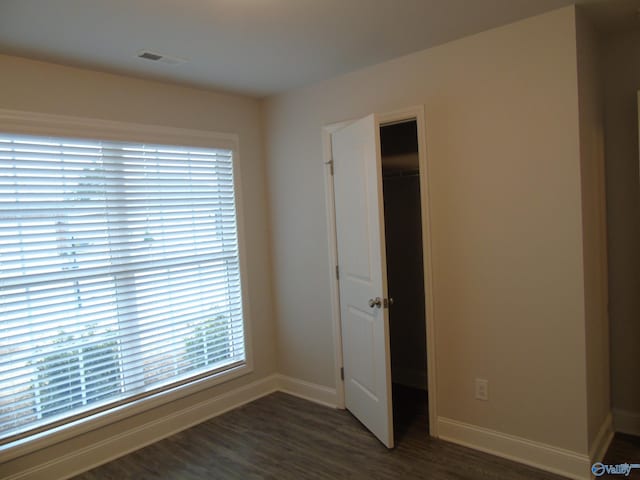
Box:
[0,130,246,446]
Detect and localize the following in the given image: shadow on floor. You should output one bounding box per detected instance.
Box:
[603,433,640,478]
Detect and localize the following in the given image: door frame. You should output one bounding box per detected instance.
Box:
[322,105,438,437]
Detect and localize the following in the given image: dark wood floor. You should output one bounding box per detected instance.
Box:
[73,389,640,480]
[603,433,640,477]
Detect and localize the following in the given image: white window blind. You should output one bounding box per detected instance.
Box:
[0,132,246,445]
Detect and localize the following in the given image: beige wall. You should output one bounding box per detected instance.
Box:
[265,6,592,453]
[0,54,277,472]
[575,11,610,450]
[601,28,640,431]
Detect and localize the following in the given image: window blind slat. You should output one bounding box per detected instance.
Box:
[1,308,243,377]
[2,271,240,320]
[0,133,245,445]
[0,345,246,425]
[1,263,239,311]
[1,238,239,267]
[1,323,245,389]
[1,252,239,285]
[0,219,238,237]
[0,138,232,157]
[1,319,244,387]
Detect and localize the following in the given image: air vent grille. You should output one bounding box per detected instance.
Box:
[138,51,163,61]
[137,50,186,65]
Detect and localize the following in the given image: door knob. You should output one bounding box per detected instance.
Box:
[368,297,382,308]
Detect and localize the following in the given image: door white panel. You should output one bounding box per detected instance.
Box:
[331,114,393,448]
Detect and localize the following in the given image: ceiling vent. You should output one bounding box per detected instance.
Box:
[137,50,186,66]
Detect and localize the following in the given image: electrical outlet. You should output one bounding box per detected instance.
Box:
[475,378,489,401]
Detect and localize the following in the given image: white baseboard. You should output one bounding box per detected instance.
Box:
[613,408,640,437]
[5,375,279,480]
[437,417,591,480]
[276,374,338,408]
[8,375,607,480]
[590,413,614,463]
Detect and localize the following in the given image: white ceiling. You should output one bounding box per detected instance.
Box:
[0,0,638,97]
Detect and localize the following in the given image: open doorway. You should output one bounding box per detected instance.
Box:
[324,107,436,448]
[380,120,429,442]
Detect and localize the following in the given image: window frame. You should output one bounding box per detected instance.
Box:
[0,109,254,461]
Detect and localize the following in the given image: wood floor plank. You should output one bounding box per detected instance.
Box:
[72,392,640,479]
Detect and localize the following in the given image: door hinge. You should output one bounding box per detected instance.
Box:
[326,158,334,176]
[340,367,344,381]
[335,265,339,280]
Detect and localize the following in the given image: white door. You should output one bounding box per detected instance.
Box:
[331,114,394,448]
